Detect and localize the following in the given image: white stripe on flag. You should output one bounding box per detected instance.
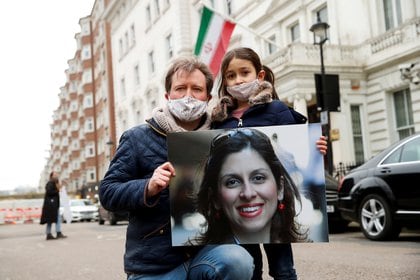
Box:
[199,13,225,64]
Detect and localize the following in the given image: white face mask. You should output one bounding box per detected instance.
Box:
[226,79,260,101]
[167,96,208,122]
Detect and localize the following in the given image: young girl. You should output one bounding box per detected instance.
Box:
[211,47,327,280]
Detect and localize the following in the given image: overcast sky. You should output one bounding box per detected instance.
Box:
[0,1,94,190]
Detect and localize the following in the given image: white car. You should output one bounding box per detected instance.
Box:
[60,199,98,223]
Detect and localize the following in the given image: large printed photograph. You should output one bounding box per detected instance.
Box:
[167,124,328,246]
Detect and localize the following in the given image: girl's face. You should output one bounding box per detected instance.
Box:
[224,58,264,87]
[217,147,278,238]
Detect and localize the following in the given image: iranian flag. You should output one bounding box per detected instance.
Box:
[194,6,236,76]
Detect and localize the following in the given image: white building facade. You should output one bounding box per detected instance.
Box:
[104,0,420,173]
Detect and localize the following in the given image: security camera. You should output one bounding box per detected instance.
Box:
[412,75,420,85]
[399,63,415,71]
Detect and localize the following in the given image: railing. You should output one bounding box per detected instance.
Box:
[333,161,363,181]
[263,17,420,72]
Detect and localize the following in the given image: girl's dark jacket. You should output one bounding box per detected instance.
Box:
[211,100,307,129]
[99,107,211,275]
[40,180,60,224]
[211,80,307,128]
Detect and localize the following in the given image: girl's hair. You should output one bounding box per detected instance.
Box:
[194,128,306,244]
[217,47,279,100]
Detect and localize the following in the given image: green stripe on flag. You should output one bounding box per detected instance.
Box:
[194,7,213,55]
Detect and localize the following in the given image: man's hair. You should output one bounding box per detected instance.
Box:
[164,57,214,95]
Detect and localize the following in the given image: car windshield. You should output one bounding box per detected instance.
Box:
[71,200,88,207]
[84,200,94,206]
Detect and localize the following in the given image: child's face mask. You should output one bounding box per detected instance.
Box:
[226,79,260,101]
[167,96,208,122]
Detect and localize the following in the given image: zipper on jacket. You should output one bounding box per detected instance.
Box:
[238,118,243,127]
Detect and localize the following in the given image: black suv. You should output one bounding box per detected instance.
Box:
[325,172,348,232]
[338,133,420,240]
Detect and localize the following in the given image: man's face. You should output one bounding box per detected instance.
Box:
[165,69,209,101]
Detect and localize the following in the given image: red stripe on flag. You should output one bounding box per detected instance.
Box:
[209,21,236,76]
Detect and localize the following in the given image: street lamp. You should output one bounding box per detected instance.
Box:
[310,17,334,175]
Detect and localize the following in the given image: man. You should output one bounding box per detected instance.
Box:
[99,57,253,279]
[40,171,67,240]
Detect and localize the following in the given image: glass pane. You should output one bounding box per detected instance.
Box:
[396,0,402,25]
[394,91,406,127]
[383,0,393,30]
[350,105,365,163]
[354,137,365,163]
[400,138,420,162]
[407,91,414,124]
[382,146,402,164]
[351,105,362,134]
[291,24,300,42]
[399,128,414,140]
[318,7,328,23]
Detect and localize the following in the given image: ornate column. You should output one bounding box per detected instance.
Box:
[288,93,312,118]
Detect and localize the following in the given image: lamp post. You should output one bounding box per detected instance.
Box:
[310,17,334,175]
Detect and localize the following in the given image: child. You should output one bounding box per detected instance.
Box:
[211,47,327,280]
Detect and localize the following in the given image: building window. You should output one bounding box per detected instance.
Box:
[135,110,142,124]
[166,33,173,59]
[316,6,328,23]
[290,23,300,42]
[146,5,152,27]
[134,64,140,86]
[119,38,123,58]
[314,6,329,40]
[81,46,91,61]
[148,51,155,73]
[121,77,126,97]
[85,118,94,132]
[267,35,277,55]
[82,70,93,84]
[83,94,93,108]
[350,105,365,164]
[226,0,233,15]
[155,0,160,16]
[383,0,402,30]
[124,31,129,52]
[163,0,170,10]
[394,89,414,139]
[130,24,136,46]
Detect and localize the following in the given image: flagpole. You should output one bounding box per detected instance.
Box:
[202,4,281,48]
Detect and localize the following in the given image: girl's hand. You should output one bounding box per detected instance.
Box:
[147,162,176,197]
[316,135,328,155]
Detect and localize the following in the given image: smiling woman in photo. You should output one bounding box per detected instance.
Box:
[193,128,308,245]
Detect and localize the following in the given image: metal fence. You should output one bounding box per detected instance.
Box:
[333,161,363,181]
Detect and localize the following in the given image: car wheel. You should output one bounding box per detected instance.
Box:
[358,194,401,241]
[109,212,117,226]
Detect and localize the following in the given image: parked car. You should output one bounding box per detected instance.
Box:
[98,203,129,225]
[325,172,348,232]
[61,199,98,223]
[338,133,420,240]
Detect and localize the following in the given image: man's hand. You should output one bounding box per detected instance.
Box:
[316,135,328,155]
[147,162,176,198]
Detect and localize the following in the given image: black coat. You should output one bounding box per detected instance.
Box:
[40,180,60,224]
